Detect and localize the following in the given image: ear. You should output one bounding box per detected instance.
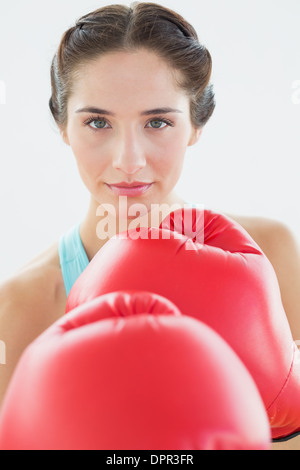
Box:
[59,126,70,146]
[188,127,203,147]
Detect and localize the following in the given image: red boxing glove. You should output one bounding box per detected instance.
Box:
[0,291,270,450]
[65,208,300,441]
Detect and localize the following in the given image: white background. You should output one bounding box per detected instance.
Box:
[0,0,299,281]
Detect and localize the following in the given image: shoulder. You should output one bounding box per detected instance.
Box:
[0,240,67,329]
[225,212,299,264]
[0,242,67,406]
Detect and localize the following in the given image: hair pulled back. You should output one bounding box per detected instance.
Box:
[49,2,215,129]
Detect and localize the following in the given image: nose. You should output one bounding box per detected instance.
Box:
[112,127,147,175]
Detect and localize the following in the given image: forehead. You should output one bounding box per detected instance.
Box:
[69,49,188,114]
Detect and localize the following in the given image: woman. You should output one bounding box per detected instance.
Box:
[0,1,299,449]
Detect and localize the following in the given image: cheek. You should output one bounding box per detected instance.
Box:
[68,130,107,180]
[152,135,186,176]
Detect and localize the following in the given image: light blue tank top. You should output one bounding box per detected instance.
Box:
[58,202,199,297]
[58,223,90,297]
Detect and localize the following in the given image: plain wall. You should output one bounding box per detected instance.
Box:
[0,0,299,281]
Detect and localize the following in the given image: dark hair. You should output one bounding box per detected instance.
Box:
[49,1,215,130]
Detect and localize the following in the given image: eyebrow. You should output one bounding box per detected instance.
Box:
[75,106,183,116]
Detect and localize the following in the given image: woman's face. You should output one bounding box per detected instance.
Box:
[63,49,201,218]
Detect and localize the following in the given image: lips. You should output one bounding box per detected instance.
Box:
[106,182,153,197]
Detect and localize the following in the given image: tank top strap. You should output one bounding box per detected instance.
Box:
[58,223,90,297]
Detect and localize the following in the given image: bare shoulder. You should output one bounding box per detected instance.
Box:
[224,211,300,288]
[0,240,67,323]
[0,264,65,352]
[224,212,299,261]
[0,242,67,406]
